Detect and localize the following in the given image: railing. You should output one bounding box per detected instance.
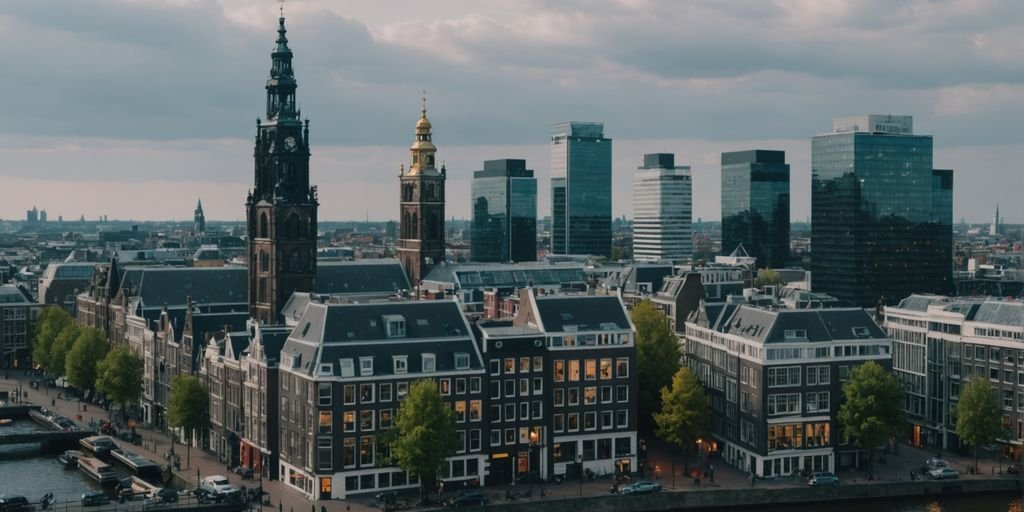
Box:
[35,492,251,512]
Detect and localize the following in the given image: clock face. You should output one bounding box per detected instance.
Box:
[284,136,297,152]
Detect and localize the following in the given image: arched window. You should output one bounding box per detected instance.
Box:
[259,251,269,273]
[411,212,418,239]
[259,212,269,238]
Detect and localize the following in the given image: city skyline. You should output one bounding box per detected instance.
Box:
[1,0,1022,224]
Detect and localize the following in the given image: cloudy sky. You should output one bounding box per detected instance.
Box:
[1,0,1021,223]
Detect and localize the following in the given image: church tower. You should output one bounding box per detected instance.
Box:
[246,13,317,324]
[193,198,206,235]
[399,99,446,288]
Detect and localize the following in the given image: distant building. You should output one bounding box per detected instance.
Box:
[0,284,40,369]
[37,262,96,314]
[990,204,1001,237]
[685,302,891,477]
[721,150,790,269]
[471,159,537,263]
[633,153,692,263]
[194,198,206,235]
[811,115,953,306]
[399,100,446,286]
[26,206,38,224]
[550,122,612,258]
[39,210,47,223]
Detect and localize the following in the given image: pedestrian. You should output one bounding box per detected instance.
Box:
[710,464,715,482]
[52,398,55,407]
[749,472,755,488]
[654,464,661,480]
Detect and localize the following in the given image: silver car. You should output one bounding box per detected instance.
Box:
[808,472,839,486]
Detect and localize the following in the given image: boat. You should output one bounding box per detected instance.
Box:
[58,449,84,468]
[0,419,12,426]
[80,435,117,457]
[78,456,118,485]
[110,448,162,477]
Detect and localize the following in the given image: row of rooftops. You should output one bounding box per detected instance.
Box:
[891,294,1024,327]
[691,301,887,344]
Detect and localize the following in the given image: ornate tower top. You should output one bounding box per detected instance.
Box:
[407,94,439,176]
[266,13,298,122]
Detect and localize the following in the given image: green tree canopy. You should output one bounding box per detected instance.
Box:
[168,375,209,436]
[632,300,682,431]
[33,307,73,371]
[65,327,109,391]
[753,268,783,288]
[837,361,905,477]
[654,367,710,471]
[391,379,458,502]
[956,377,1002,469]
[49,323,82,378]
[96,346,144,422]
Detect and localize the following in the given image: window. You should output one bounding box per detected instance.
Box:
[615,437,631,456]
[532,400,542,419]
[504,404,515,423]
[317,438,332,471]
[490,381,501,399]
[554,414,564,432]
[455,353,470,370]
[343,438,356,468]
[616,358,629,378]
[585,359,597,380]
[533,356,543,372]
[584,386,597,405]
[318,411,332,434]
[533,377,543,395]
[359,357,374,376]
[340,359,355,378]
[584,412,596,431]
[470,377,481,393]
[601,386,612,403]
[385,316,405,338]
[344,385,356,405]
[379,383,392,402]
[616,385,629,402]
[519,402,529,420]
[554,388,565,407]
[360,410,375,431]
[567,413,579,432]
[601,411,613,429]
[569,360,580,381]
[491,430,502,446]
[616,409,628,428]
[380,409,393,429]
[520,357,531,373]
[767,393,801,415]
[423,354,436,373]
[767,367,801,388]
[454,401,466,422]
[568,388,580,405]
[456,378,467,394]
[504,380,515,397]
[490,404,501,423]
[393,356,408,374]
[805,392,830,413]
[343,411,355,432]
[600,359,612,379]
[582,440,595,460]
[554,360,565,382]
[504,358,515,374]
[470,400,482,421]
[806,366,830,386]
[469,429,481,451]
[490,359,500,375]
[360,437,375,465]
[360,383,374,403]
[397,382,409,400]
[520,378,530,396]
[318,383,331,406]
[440,379,451,396]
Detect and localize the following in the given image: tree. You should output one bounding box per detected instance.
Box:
[168,375,209,468]
[753,268,783,288]
[33,307,73,371]
[391,379,458,503]
[956,377,1002,471]
[65,327,109,392]
[632,300,682,431]
[654,367,710,473]
[837,361,905,478]
[96,346,144,425]
[49,324,82,378]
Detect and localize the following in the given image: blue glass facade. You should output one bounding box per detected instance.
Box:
[721,150,790,269]
[811,123,953,307]
[550,122,612,258]
[471,159,537,263]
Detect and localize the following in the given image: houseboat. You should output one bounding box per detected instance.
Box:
[110,448,162,477]
[58,449,84,468]
[78,456,118,484]
[80,435,117,457]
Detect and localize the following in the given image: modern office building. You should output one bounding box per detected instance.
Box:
[550,122,612,258]
[811,115,953,307]
[471,159,537,263]
[721,150,790,269]
[884,295,1024,453]
[633,153,692,263]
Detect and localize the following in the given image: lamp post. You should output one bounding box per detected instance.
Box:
[576,454,583,497]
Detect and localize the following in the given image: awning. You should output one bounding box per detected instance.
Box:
[241,437,272,455]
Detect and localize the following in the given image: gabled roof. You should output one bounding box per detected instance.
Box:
[117,267,247,309]
[422,262,587,290]
[716,305,886,344]
[532,295,631,333]
[315,260,411,296]
[0,285,32,304]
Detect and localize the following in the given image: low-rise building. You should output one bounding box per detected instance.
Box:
[0,284,40,369]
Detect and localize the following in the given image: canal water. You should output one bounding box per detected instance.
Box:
[0,418,106,503]
[753,494,1023,512]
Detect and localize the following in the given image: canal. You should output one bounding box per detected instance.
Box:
[0,418,107,503]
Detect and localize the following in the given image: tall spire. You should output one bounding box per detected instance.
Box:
[409,94,437,175]
[266,8,297,122]
[196,198,203,211]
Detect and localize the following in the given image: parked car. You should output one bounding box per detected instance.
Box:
[620,481,662,495]
[1008,463,1022,475]
[154,488,179,504]
[922,457,950,472]
[200,475,241,502]
[0,495,30,512]
[447,493,488,508]
[81,491,111,507]
[929,467,960,480]
[808,472,840,486]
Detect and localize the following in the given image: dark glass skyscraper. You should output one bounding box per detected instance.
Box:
[550,122,612,258]
[721,150,790,269]
[811,115,953,307]
[471,159,537,262]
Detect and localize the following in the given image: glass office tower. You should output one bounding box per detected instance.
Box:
[811,115,953,307]
[550,122,612,258]
[633,153,692,263]
[721,150,790,269]
[471,159,537,262]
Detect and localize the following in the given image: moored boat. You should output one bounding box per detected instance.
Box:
[0,418,13,426]
[58,449,84,468]
[78,456,118,484]
[79,435,117,457]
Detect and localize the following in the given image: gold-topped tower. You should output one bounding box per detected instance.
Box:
[399,95,446,288]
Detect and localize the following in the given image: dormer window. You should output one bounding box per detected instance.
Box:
[852,327,871,338]
[339,358,355,378]
[393,356,408,374]
[784,329,807,340]
[384,315,406,338]
[423,354,436,373]
[318,364,333,377]
[454,353,470,370]
[360,357,374,377]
